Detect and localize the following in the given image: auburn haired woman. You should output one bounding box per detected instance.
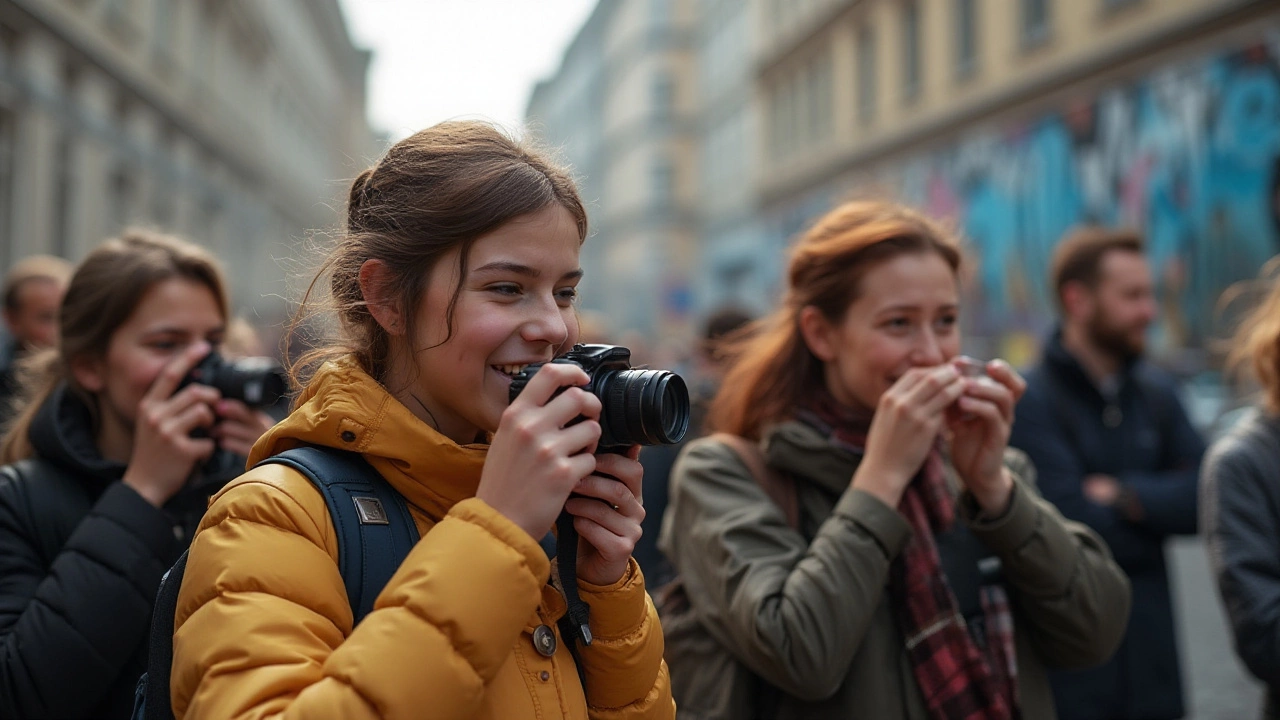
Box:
[660,199,1130,719]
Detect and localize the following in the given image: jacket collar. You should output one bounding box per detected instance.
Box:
[1042,325,1142,399]
[29,382,126,484]
[248,359,488,521]
[762,419,862,496]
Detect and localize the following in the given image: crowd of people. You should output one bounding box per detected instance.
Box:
[0,118,1275,720]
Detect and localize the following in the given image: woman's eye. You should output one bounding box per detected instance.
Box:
[555,288,579,305]
[936,314,959,329]
[488,284,521,296]
[885,317,910,329]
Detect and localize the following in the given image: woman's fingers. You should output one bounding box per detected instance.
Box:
[590,449,643,499]
[984,359,1026,402]
[571,474,644,519]
[146,342,212,404]
[961,376,1016,422]
[162,400,216,438]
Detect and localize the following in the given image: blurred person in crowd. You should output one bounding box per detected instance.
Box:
[169,121,673,720]
[1010,227,1203,720]
[1203,267,1280,720]
[0,255,72,426]
[0,231,275,719]
[661,200,1129,718]
[635,305,753,586]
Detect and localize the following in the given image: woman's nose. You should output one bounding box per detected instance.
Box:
[912,330,945,366]
[521,302,570,347]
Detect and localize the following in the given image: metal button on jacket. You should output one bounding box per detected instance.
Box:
[532,625,557,657]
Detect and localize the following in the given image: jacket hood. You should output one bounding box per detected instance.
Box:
[248,358,489,521]
[29,382,126,483]
[763,419,861,496]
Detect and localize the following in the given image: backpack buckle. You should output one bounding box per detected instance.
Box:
[352,496,389,525]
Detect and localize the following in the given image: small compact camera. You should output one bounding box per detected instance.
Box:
[179,352,288,410]
[507,343,691,451]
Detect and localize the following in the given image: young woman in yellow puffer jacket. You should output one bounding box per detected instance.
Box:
[170,121,675,720]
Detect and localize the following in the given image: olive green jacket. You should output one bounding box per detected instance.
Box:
[658,420,1131,719]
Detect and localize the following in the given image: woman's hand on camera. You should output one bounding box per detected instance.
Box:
[122,342,220,508]
[210,400,276,457]
[479,363,603,540]
[852,364,967,509]
[564,446,644,586]
[945,359,1026,515]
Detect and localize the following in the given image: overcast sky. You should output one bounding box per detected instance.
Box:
[337,0,597,141]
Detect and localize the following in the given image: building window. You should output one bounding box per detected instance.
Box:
[0,109,14,268]
[650,157,674,207]
[956,0,977,78]
[151,0,173,62]
[52,132,73,257]
[808,52,833,143]
[109,164,136,232]
[1021,0,1050,48]
[902,1,921,103]
[651,71,675,121]
[857,23,876,124]
[1102,0,1141,11]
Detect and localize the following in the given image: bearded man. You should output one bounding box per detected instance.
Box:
[1011,227,1203,720]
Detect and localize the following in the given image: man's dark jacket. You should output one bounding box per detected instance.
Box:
[1010,329,1203,720]
[0,384,211,719]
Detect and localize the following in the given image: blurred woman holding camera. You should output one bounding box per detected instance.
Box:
[659,199,1131,719]
[169,121,673,719]
[1202,269,1280,719]
[0,231,274,719]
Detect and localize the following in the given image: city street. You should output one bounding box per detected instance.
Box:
[1173,536,1265,719]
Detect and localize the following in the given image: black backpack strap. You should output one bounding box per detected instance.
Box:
[138,550,190,720]
[258,446,420,624]
[131,446,420,720]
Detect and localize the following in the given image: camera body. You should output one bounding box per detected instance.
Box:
[507,343,690,451]
[179,352,288,410]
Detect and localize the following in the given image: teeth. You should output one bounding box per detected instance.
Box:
[495,364,529,376]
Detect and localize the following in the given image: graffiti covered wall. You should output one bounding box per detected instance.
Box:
[891,29,1280,355]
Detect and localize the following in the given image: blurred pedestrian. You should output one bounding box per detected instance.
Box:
[1010,227,1203,720]
[661,200,1130,719]
[637,305,753,587]
[1202,270,1280,720]
[0,230,274,719]
[0,255,72,426]
[169,121,673,720]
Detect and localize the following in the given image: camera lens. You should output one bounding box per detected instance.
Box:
[600,369,690,446]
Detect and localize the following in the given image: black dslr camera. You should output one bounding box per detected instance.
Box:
[507,344,691,450]
[180,352,288,410]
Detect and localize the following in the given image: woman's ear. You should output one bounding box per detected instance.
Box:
[358,259,405,335]
[69,354,105,393]
[798,305,837,363]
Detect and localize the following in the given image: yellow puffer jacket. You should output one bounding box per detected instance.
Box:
[171,360,675,720]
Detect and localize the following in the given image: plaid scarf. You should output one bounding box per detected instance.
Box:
[797,391,1019,720]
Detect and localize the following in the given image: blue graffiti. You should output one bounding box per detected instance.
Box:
[886,38,1280,347]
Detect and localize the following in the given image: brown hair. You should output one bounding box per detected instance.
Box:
[1226,263,1280,415]
[0,230,229,462]
[1051,226,1144,311]
[288,120,587,388]
[3,254,73,312]
[708,200,961,440]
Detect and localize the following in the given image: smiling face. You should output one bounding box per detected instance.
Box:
[389,204,583,443]
[803,251,961,412]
